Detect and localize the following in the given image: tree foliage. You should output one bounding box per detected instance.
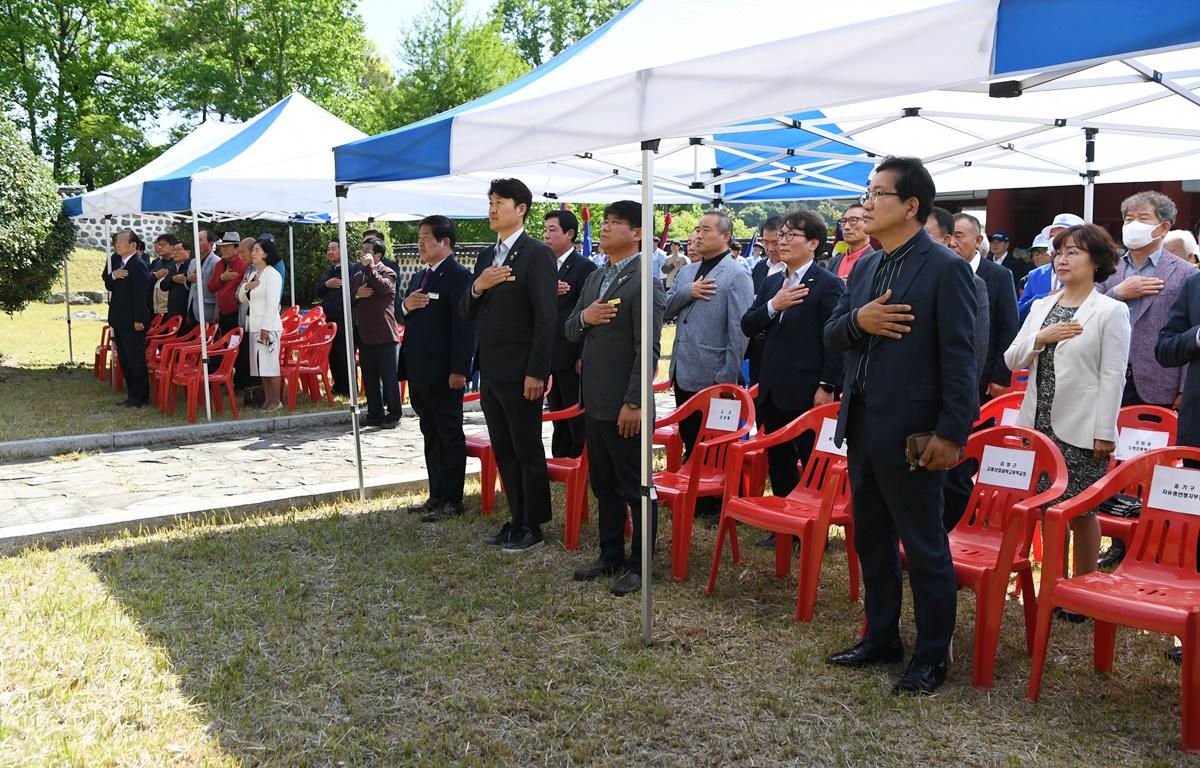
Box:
[0,113,76,313]
[493,0,631,67]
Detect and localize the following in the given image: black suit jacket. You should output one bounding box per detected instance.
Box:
[565,255,665,421]
[976,257,1019,392]
[999,253,1031,285]
[823,229,978,457]
[160,259,191,319]
[742,263,845,412]
[459,231,558,384]
[751,258,771,295]
[400,257,476,387]
[551,251,597,372]
[1155,270,1200,448]
[315,261,360,320]
[103,254,152,330]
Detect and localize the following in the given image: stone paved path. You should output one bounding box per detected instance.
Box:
[0,393,676,542]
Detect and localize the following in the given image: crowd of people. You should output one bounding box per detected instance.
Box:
[100,160,1200,696]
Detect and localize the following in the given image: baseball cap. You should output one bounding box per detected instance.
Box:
[989,232,1009,242]
[1048,213,1085,230]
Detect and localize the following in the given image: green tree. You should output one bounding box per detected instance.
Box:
[0,0,161,183]
[493,0,631,67]
[0,114,76,313]
[385,0,529,127]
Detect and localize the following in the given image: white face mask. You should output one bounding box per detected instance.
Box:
[1122,220,1161,250]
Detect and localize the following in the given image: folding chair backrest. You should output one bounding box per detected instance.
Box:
[976,392,1025,428]
[1119,448,1200,580]
[1111,406,1179,469]
[789,402,848,500]
[687,384,755,472]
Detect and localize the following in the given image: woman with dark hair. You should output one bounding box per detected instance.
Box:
[239,238,285,411]
[1004,223,1131,594]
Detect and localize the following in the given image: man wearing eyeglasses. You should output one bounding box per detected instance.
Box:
[823,157,977,696]
[827,204,873,281]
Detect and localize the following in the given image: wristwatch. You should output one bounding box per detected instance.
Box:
[818,382,836,393]
[624,403,641,409]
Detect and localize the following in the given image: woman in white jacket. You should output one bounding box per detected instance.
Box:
[238,237,285,411]
[1004,223,1131,594]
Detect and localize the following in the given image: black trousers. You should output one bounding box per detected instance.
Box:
[410,380,466,505]
[758,396,815,498]
[587,416,656,566]
[113,326,149,404]
[846,397,957,666]
[480,378,551,531]
[328,317,353,396]
[548,365,585,458]
[359,341,402,420]
[674,384,701,461]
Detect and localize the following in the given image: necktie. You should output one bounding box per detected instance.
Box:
[418,268,430,291]
[494,241,508,267]
[780,271,800,320]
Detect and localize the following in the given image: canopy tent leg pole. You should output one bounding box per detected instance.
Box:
[1083,127,1098,223]
[192,212,213,421]
[640,139,660,648]
[63,253,74,365]
[288,223,297,307]
[336,186,365,501]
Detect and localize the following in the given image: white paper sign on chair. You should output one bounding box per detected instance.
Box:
[1000,408,1020,426]
[1147,465,1200,515]
[977,445,1036,491]
[1115,427,1170,462]
[705,398,741,432]
[817,417,847,457]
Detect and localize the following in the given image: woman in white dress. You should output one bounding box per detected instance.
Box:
[238,238,285,411]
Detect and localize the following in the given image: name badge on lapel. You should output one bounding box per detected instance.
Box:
[426,292,440,300]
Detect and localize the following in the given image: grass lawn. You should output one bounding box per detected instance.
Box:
[0,485,1192,766]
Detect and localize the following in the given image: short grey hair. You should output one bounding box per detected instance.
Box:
[953,212,982,235]
[1120,190,1177,226]
[701,209,733,236]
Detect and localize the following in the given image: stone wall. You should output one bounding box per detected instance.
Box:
[73,214,179,250]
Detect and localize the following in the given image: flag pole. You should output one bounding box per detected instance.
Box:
[639,139,660,647]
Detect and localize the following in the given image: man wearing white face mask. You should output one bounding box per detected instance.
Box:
[1095,191,1191,568]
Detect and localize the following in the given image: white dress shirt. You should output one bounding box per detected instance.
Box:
[766,259,815,318]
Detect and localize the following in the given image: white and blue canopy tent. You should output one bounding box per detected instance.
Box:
[62,93,482,426]
[334,0,1200,643]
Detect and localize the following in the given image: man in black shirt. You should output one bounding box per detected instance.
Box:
[315,239,359,396]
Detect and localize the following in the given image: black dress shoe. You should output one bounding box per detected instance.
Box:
[892,659,949,695]
[503,527,544,553]
[1054,607,1087,624]
[116,399,133,407]
[379,418,399,430]
[1098,541,1126,569]
[827,638,905,668]
[574,558,624,581]
[486,522,514,546]
[611,568,642,596]
[406,498,442,515]
[1167,646,1183,665]
[756,533,777,549]
[421,501,464,523]
[363,416,384,427]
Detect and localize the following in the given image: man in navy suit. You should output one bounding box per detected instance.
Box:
[742,209,843,499]
[103,229,152,407]
[460,178,558,552]
[402,216,476,521]
[746,216,785,386]
[543,209,596,458]
[1156,269,1200,467]
[951,213,1019,400]
[823,157,977,695]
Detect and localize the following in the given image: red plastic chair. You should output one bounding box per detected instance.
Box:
[653,384,755,581]
[976,391,1026,428]
[150,325,214,411]
[911,426,1067,689]
[464,390,498,516]
[545,404,592,550]
[1097,406,1180,550]
[707,402,860,621]
[1008,368,1030,393]
[94,325,112,380]
[168,328,243,423]
[281,323,337,410]
[1028,447,1200,753]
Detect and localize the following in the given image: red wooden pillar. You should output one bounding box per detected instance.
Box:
[985,188,1015,237]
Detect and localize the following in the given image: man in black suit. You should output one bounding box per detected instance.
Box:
[315,239,359,396]
[103,229,152,407]
[566,199,665,596]
[1156,269,1200,467]
[742,209,844,499]
[746,216,785,386]
[401,216,477,521]
[543,208,597,458]
[950,213,1019,400]
[161,240,192,322]
[823,157,977,695]
[460,178,558,552]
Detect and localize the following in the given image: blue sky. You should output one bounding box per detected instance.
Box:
[358,0,494,71]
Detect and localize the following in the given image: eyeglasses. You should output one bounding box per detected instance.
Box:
[859,190,902,205]
[838,216,864,226]
[777,230,803,243]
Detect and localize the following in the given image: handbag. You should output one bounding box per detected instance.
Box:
[1098,493,1141,519]
[243,384,265,408]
